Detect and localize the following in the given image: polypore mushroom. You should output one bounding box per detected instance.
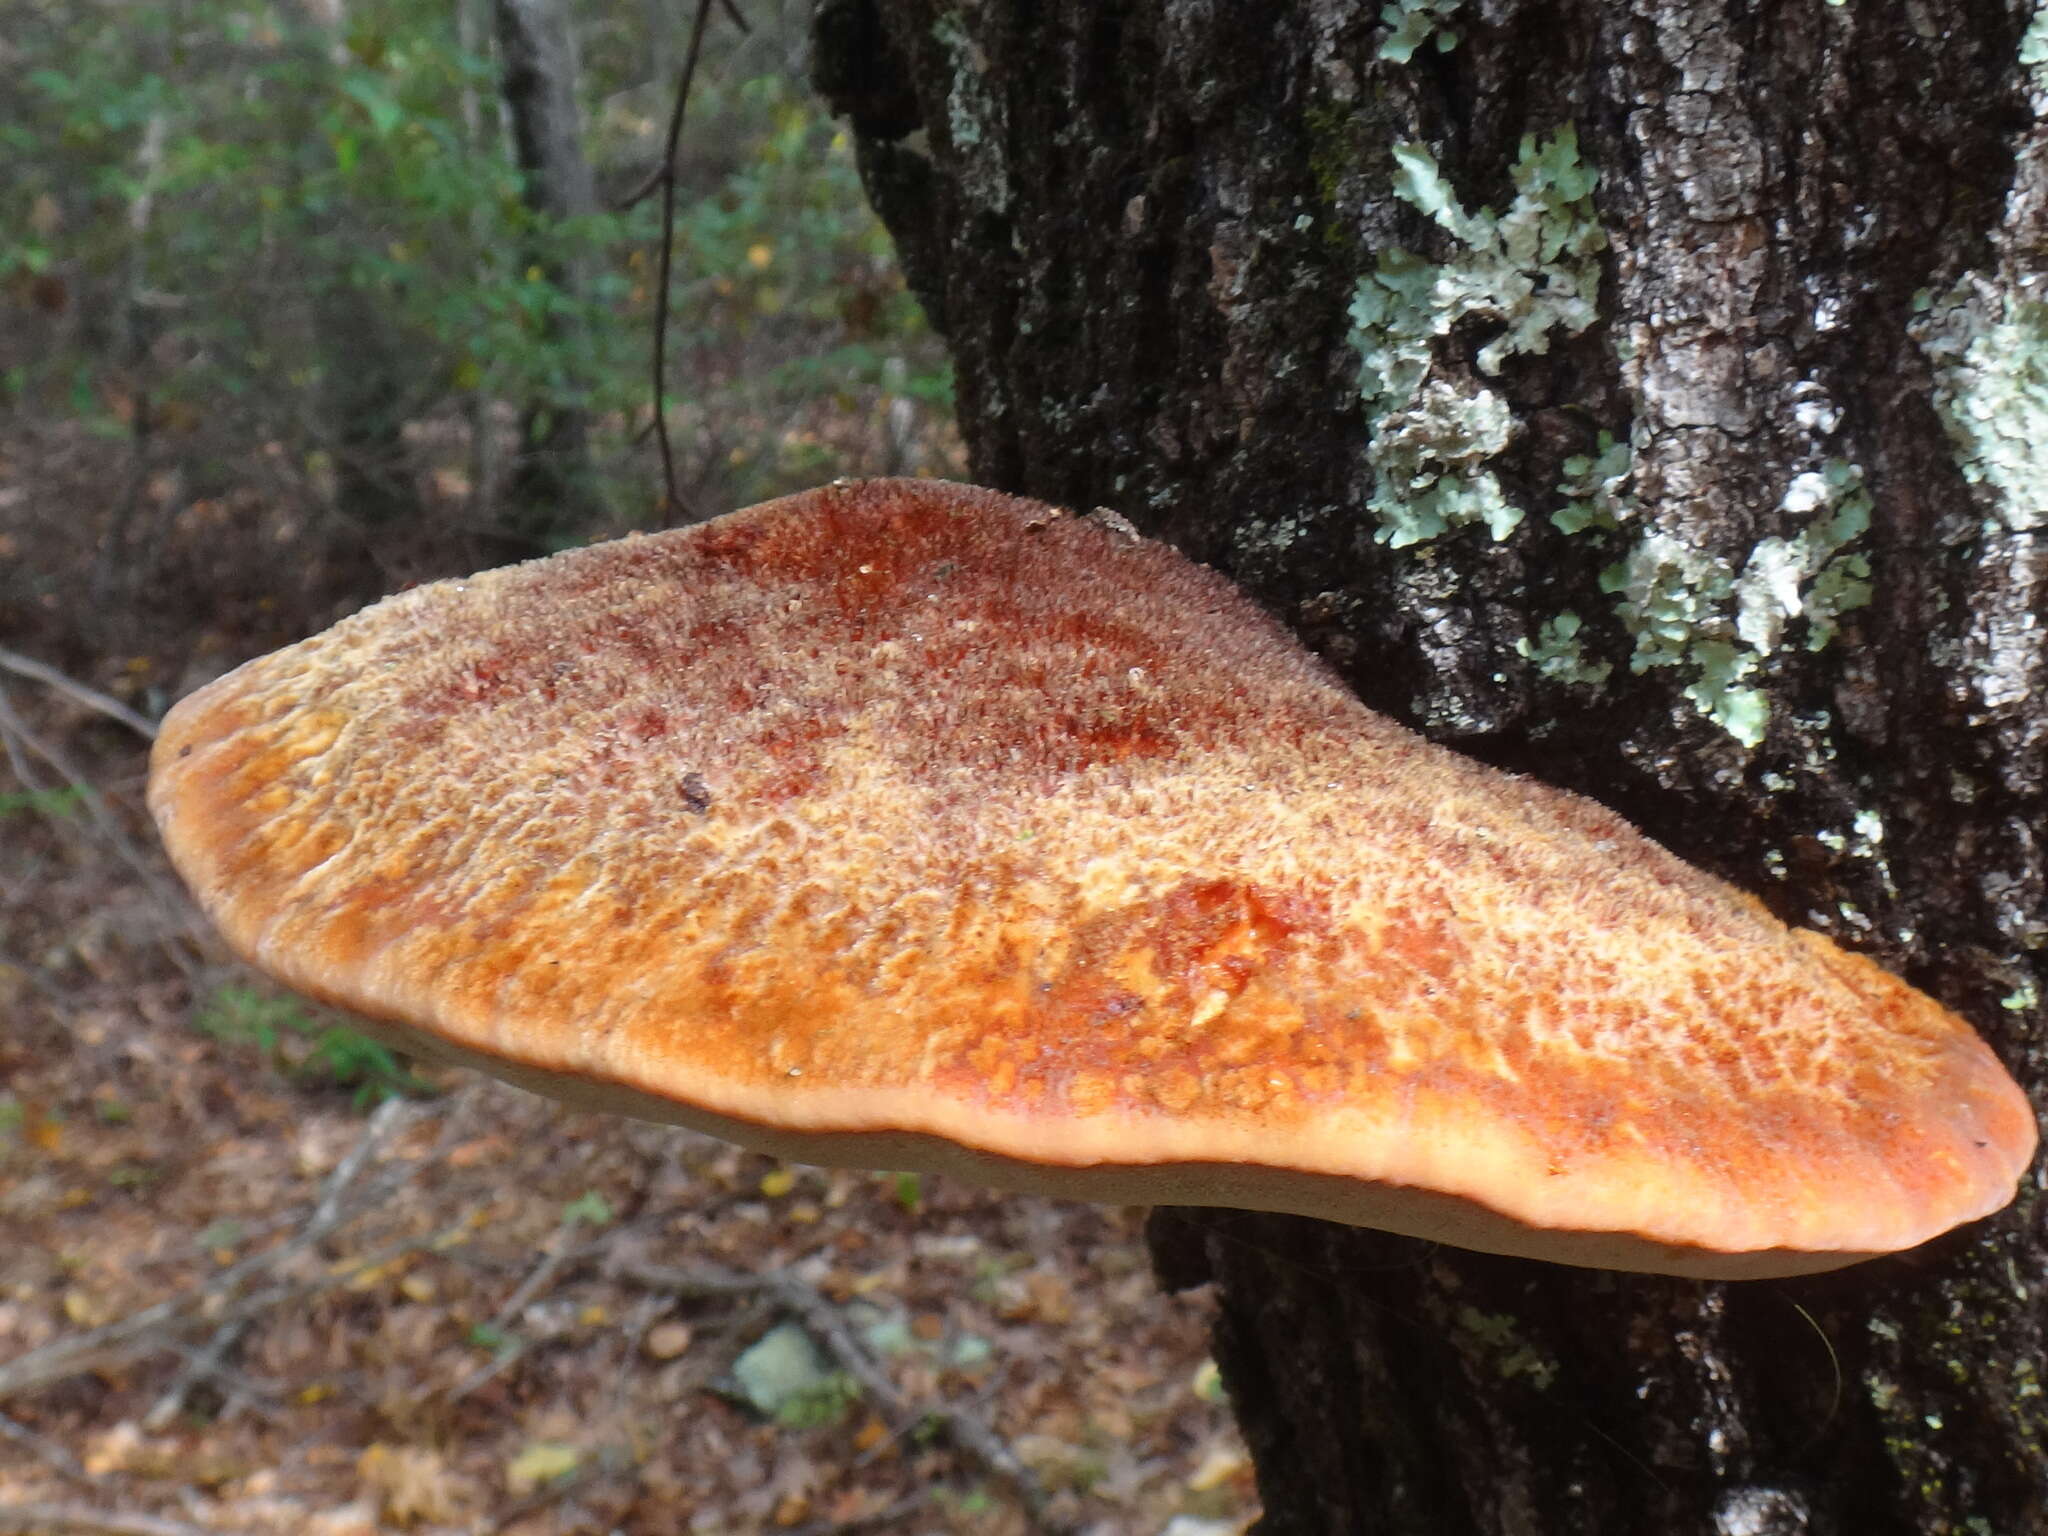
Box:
[148,479,2036,1278]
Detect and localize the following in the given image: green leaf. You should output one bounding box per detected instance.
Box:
[0,785,85,818]
[561,1190,613,1227]
[339,73,403,138]
[506,1442,580,1490]
[27,68,77,102]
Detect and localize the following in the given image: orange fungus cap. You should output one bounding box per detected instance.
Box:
[149,479,2038,1276]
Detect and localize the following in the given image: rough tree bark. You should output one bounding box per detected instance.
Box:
[494,0,603,542]
[814,3,2047,1533]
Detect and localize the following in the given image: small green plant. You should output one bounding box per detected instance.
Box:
[195,1217,246,1250]
[0,785,86,819]
[730,1321,864,1428]
[107,1161,162,1190]
[194,984,430,1107]
[773,1372,863,1430]
[559,1189,613,1227]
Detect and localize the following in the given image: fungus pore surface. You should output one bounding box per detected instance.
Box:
[149,479,2037,1277]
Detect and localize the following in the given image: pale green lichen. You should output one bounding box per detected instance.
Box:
[1455,1307,1559,1390]
[1551,429,1635,534]
[2003,979,2041,1013]
[1601,460,1873,748]
[1823,806,1899,899]
[1911,276,2048,534]
[1600,534,1768,745]
[1515,610,1612,686]
[1733,460,1874,655]
[2023,4,2048,70]
[932,14,1010,214]
[1376,0,1462,62]
[1348,124,1607,547]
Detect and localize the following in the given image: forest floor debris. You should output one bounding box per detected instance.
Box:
[1,662,1259,1536]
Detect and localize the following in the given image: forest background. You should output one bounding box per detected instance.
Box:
[0,1,1259,1532]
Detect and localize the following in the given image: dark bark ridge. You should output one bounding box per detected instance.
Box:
[494,0,603,541]
[817,2,2045,1533]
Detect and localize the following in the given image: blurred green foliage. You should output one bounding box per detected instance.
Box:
[0,786,88,819]
[194,984,433,1108]
[2,0,949,528]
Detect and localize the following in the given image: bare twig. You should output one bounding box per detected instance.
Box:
[613,0,720,212]
[141,1318,251,1431]
[610,1259,1069,1534]
[446,1214,581,1402]
[783,1490,933,1536]
[0,681,203,973]
[311,1095,416,1231]
[0,648,158,741]
[484,1449,628,1536]
[643,0,717,525]
[0,1099,422,1401]
[0,1505,217,1536]
[138,1096,420,1424]
[0,1410,93,1486]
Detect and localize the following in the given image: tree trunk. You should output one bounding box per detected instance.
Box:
[494,0,602,543]
[291,0,418,543]
[814,3,2047,1533]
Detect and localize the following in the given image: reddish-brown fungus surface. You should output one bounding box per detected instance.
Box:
[149,479,2037,1277]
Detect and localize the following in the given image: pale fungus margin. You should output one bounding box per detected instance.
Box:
[150,478,2036,1280]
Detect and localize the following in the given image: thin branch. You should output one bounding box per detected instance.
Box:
[0,682,202,974]
[446,1215,580,1402]
[610,1258,1069,1534]
[0,1099,421,1401]
[0,1506,217,1536]
[647,0,716,525]
[0,1411,93,1486]
[0,648,158,741]
[612,0,750,523]
[485,1452,626,1536]
[141,1318,251,1431]
[613,0,717,213]
[783,1490,932,1536]
[312,1095,416,1231]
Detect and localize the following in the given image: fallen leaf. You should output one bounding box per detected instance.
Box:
[505,1440,580,1495]
[358,1442,472,1525]
[645,1320,694,1361]
[1188,1444,1250,1492]
[83,1422,144,1476]
[851,1417,889,1454]
[25,1102,62,1155]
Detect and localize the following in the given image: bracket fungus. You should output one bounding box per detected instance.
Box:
[149,479,2036,1278]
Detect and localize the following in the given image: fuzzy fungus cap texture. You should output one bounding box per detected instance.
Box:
[149,478,2037,1278]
